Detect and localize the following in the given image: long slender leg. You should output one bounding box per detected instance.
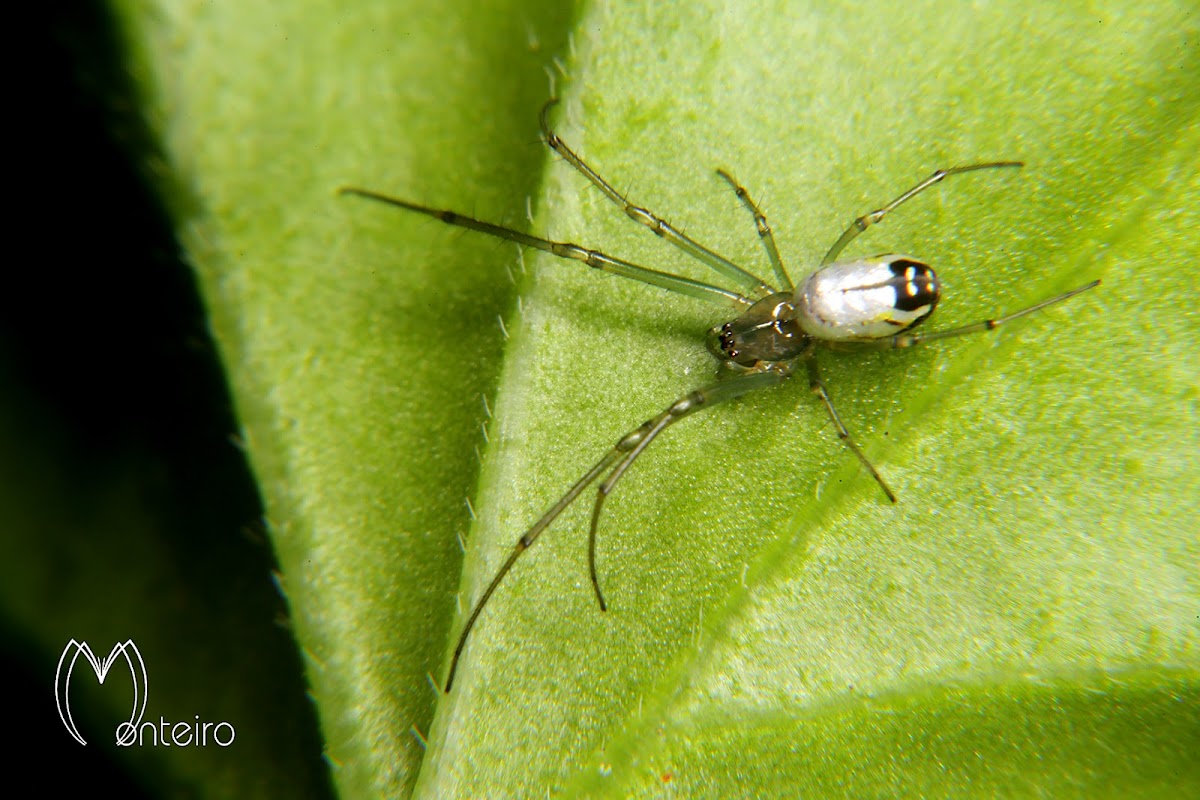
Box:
[716,169,794,293]
[444,370,786,691]
[586,370,788,611]
[806,358,897,503]
[539,100,776,298]
[821,162,1024,266]
[340,187,751,310]
[444,447,623,691]
[835,280,1100,351]
[587,416,671,612]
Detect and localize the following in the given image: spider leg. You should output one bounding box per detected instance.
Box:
[832,280,1100,351]
[806,357,896,502]
[586,370,788,611]
[717,168,793,292]
[821,162,1023,266]
[339,187,752,309]
[444,370,786,691]
[540,99,776,297]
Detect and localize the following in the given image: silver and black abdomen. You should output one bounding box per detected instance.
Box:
[796,255,939,341]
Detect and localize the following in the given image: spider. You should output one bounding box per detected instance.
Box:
[340,99,1098,691]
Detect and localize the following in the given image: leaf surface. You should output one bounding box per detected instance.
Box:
[118,0,1200,796]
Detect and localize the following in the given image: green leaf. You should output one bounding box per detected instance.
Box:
[118,0,1198,796]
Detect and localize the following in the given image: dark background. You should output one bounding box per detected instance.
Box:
[2,5,332,796]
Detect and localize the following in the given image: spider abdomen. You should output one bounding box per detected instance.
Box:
[797,255,939,340]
